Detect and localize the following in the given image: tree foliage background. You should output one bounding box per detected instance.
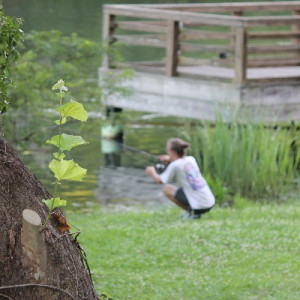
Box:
[0,2,23,114]
[3,30,102,144]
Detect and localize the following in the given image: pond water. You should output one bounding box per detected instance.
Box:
[4,0,205,42]
[19,119,183,210]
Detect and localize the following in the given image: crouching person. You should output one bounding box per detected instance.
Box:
[145,138,215,219]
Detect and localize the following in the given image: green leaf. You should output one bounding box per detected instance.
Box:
[52,79,68,92]
[56,101,88,122]
[42,197,67,211]
[47,133,88,151]
[54,117,67,125]
[53,152,66,160]
[49,159,87,181]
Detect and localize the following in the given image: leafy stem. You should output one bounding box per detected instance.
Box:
[58,93,64,158]
[41,79,88,230]
[41,178,60,231]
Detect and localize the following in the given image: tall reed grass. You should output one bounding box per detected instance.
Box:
[189,120,299,199]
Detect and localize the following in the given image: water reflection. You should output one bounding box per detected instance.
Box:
[99,137,170,209]
[102,138,122,168]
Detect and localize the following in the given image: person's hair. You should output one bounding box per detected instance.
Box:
[167,138,190,158]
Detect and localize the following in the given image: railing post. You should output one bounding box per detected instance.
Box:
[102,9,115,68]
[234,25,247,87]
[166,20,179,77]
[231,11,243,46]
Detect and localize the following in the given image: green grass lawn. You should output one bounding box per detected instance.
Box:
[69,201,300,300]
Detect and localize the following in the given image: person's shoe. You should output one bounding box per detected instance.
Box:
[181,211,190,219]
[181,211,201,220]
[188,213,201,220]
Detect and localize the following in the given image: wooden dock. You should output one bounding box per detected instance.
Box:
[100,1,300,122]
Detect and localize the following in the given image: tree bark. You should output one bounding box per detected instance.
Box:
[0,138,99,300]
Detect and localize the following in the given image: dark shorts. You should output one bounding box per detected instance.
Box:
[174,188,214,215]
[174,188,190,208]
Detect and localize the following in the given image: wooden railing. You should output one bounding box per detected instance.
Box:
[102,2,300,86]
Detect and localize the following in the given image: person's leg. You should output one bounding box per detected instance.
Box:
[163,185,190,211]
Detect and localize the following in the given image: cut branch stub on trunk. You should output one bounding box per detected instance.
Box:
[21,209,47,281]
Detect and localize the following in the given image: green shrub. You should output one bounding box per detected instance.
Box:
[2,30,100,144]
[9,30,102,111]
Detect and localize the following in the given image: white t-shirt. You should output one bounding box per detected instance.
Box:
[160,156,215,209]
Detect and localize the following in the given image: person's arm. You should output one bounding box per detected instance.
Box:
[145,166,162,184]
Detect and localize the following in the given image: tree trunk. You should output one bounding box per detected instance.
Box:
[0,138,99,300]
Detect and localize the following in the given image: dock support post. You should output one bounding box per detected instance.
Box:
[166,20,179,77]
[234,25,247,87]
[102,9,115,68]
